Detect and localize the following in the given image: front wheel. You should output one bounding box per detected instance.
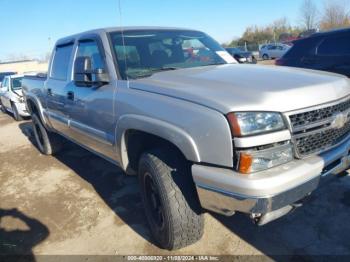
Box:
[32,114,63,155]
[138,148,204,250]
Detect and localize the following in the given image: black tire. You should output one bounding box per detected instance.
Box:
[12,103,22,121]
[262,54,269,60]
[138,148,204,250]
[31,114,63,155]
[0,100,6,113]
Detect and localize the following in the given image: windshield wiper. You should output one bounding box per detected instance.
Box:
[149,67,179,73]
[128,67,179,79]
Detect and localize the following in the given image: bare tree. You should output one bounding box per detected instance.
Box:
[5,53,31,62]
[320,0,350,30]
[299,0,318,30]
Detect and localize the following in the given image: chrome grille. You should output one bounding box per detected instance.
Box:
[289,98,350,158]
[289,98,350,129]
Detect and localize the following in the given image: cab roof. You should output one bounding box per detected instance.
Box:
[56,26,198,46]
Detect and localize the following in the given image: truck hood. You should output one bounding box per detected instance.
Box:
[12,89,23,97]
[131,64,350,114]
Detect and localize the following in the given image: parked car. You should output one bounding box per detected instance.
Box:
[0,74,30,121]
[225,47,257,64]
[0,72,16,86]
[260,43,290,60]
[276,28,350,77]
[22,27,350,250]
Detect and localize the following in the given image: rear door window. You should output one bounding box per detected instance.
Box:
[50,44,74,80]
[317,34,350,56]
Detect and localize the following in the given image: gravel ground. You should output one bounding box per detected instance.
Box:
[0,111,350,259]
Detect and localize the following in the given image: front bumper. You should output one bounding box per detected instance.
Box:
[193,136,350,216]
[15,102,30,117]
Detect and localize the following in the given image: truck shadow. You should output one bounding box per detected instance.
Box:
[0,208,49,262]
[18,122,152,246]
[18,122,350,256]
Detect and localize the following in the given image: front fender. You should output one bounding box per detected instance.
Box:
[116,114,201,170]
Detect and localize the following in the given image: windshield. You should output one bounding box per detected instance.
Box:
[110,30,235,79]
[11,77,23,91]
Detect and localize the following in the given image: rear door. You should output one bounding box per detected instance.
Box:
[65,36,116,159]
[315,33,350,77]
[46,42,74,134]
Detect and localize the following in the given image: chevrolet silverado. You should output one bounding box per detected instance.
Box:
[22,27,350,250]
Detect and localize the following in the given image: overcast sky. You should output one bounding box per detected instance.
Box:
[0,0,323,61]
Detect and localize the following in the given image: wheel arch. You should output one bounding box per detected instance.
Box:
[116,114,201,174]
[25,95,50,127]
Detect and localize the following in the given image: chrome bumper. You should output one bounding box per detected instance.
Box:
[193,136,350,216]
[15,102,30,117]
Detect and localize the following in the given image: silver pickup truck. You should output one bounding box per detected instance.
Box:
[22,27,350,250]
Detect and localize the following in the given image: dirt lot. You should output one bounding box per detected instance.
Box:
[257,60,276,66]
[1,112,350,259]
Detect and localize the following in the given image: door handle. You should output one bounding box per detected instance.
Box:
[47,88,53,96]
[67,91,74,100]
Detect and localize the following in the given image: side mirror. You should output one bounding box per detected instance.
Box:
[74,56,92,84]
[74,56,109,87]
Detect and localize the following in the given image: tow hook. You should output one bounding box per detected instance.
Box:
[251,203,302,226]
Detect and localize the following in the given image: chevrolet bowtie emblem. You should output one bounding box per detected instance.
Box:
[331,112,348,129]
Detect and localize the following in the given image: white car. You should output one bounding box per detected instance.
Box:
[0,74,30,121]
[259,44,290,60]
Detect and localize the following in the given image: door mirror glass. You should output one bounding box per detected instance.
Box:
[74,56,92,84]
[74,39,110,87]
[74,56,109,87]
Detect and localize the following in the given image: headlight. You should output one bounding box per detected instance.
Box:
[237,142,294,174]
[227,112,286,137]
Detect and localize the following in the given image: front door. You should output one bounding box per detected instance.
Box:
[65,37,116,160]
[46,43,74,135]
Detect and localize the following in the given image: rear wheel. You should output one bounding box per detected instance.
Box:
[31,114,63,155]
[138,148,204,250]
[12,103,22,121]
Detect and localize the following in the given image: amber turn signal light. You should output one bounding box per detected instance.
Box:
[227,113,241,137]
[238,153,252,174]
